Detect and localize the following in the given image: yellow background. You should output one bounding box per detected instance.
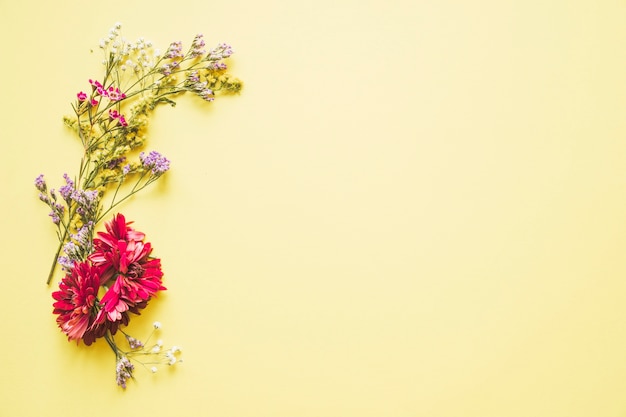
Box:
[2,0,626,415]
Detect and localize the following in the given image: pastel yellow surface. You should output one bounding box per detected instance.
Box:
[2,0,626,416]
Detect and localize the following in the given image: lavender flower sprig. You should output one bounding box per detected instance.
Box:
[36,23,242,284]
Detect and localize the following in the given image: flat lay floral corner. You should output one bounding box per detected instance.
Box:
[33,23,242,389]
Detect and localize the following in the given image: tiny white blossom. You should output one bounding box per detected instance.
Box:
[151,366,158,373]
[153,321,162,329]
[157,339,163,346]
[167,355,177,366]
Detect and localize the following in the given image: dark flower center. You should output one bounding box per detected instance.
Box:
[127,262,145,279]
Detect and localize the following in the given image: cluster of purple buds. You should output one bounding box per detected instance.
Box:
[48,204,65,225]
[35,175,66,225]
[208,43,233,61]
[59,222,95,268]
[190,34,206,57]
[126,335,144,349]
[57,255,75,271]
[187,70,200,83]
[140,151,170,176]
[59,173,74,202]
[165,40,184,59]
[106,156,127,170]
[115,356,135,389]
[71,222,94,251]
[71,189,99,218]
[206,61,228,71]
[185,71,214,102]
[35,174,46,192]
[62,241,81,260]
[160,60,181,76]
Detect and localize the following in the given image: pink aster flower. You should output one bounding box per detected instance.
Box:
[89,214,166,324]
[77,91,88,101]
[107,86,127,101]
[109,109,121,120]
[52,262,102,344]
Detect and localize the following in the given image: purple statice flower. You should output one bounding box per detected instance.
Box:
[125,335,144,349]
[106,156,126,170]
[187,70,200,83]
[165,41,183,59]
[208,43,233,61]
[199,88,214,101]
[59,173,75,201]
[115,356,134,389]
[71,223,93,250]
[49,211,61,225]
[57,256,75,271]
[206,61,227,71]
[190,34,205,57]
[34,174,47,192]
[63,241,80,259]
[54,202,65,215]
[185,77,214,101]
[47,201,65,225]
[140,151,170,176]
[71,189,98,207]
[71,189,99,217]
[122,164,131,175]
[160,63,172,76]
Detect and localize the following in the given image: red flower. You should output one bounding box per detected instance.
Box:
[89,213,166,324]
[52,262,101,344]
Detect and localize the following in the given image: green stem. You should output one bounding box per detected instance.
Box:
[104,331,120,357]
[46,230,67,285]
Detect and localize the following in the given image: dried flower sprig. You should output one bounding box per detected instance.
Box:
[35,23,241,388]
[37,22,242,285]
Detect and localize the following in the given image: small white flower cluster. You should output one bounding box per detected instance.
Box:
[99,23,158,75]
[121,321,183,380]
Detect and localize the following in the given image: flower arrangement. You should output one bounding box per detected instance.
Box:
[34,23,242,389]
